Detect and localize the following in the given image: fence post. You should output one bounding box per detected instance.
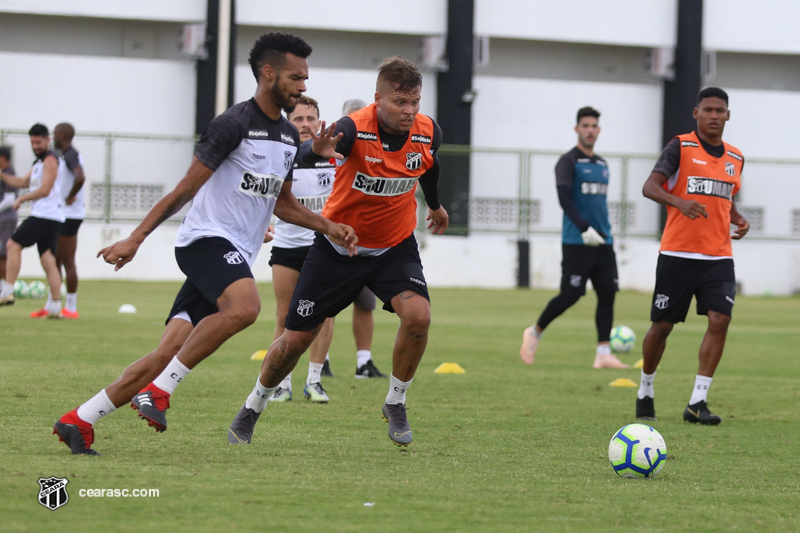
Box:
[104,135,113,223]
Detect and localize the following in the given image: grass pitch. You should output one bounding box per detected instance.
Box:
[1,281,799,532]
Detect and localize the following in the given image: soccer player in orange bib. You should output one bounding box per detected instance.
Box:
[636,87,749,425]
[229,56,448,447]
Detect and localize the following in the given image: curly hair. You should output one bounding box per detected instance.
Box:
[248,32,312,81]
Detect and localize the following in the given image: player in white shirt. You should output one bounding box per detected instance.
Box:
[0,123,66,316]
[52,32,356,455]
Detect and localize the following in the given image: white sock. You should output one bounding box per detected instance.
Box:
[45,291,53,308]
[66,292,78,312]
[244,377,275,413]
[532,326,543,338]
[386,374,413,405]
[638,371,656,399]
[596,344,611,356]
[0,283,12,299]
[356,350,372,367]
[152,356,191,394]
[279,372,292,390]
[325,353,330,362]
[307,362,323,385]
[47,299,62,314]
[76,389,117,425]
[689,375,713,405]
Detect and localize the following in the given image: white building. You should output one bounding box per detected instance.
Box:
[2,0,799,294]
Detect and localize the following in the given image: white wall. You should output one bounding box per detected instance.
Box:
[475,0,677,47]
[237,0,447,35]
[0,0,204,21]
[0,52,197,135]
[705,0,800,54]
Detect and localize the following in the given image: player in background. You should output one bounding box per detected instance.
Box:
[636,87,748,425]
[0,124,66,316]
[31,122,86,319]
[52,32,356,455]
[340,97,386,380]
[229,56,448,447]
[268,95,335,403]
[0,146,18,289]
[520,107,627,369]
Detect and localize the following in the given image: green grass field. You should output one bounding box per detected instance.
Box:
[1,281,798,532]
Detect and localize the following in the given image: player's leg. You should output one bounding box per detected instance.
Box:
[230,237,363,444]
[304,317,333,403]
[39,249,63,317]
[520,244,586,364]
[58,220,81,318]
[683,259,735,425]
[0,238,22,304]
[637,254,694,421]
[269,261,301,401]
[353,288,386,378]
[53,318,194,455]
[0,218,15,284]
[133,238,260,432]
[590,246,627,369]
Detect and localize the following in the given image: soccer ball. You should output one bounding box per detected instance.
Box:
[13,280,30,298]
[28,280,47,298]
[609,325,636,353]
[608,423,667,478]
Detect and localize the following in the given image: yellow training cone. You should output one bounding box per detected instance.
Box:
[434,362,465,374]
[609,378,637,387]
[633,358,644,369]
[250,350,267,361]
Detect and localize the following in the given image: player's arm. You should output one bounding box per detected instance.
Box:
[642,139,708,220]
[13,155,57,209]
[642,171,708,220]
[0,168,31,189]
[98,157,214,270]
[64,152,86,205]
[297,117,356,165]
[730,201,749,240]
[273,181,357,256]
[555,154,590,232]
[0,192,15,213]
[418,124,448,234]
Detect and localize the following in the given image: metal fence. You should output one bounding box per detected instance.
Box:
[3,128,798,242]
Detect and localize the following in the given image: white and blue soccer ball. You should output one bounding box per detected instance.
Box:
[13,280,30,298]
[609,325,636,353]
[608,423,667,479]
[28,280,47,298]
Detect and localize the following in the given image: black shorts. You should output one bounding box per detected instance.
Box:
[0,219,17,257]
[353,286,377,311]
[285,233,429,331]
[10,216,62,257]
[269,245,311,272]
[166,237,254,326]
[60,218,83,237]
[650,254,736,323]
[559,244,618,296]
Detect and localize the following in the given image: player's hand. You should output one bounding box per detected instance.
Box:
[581,226,606,246]
[678,199,708,220]
[98,237,141,271]
[326,223,358,256]
[263,224,275,243]
[66,196,76,206]
[732,216,750,240]
[309,121,344,160]
[426,206,449,235]
[12,198,22,211]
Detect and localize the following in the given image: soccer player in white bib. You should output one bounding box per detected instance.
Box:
[52,32,356,455]
[0,123,67,316]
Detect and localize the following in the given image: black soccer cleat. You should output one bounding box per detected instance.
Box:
[227,404,261,444]
[381,403,412,447]
[321,359,334,378]
[355,359,387,379]
[683,400,722,425]
[131,385,171,433]
[636,396,657,421]
[53,410,101,456]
